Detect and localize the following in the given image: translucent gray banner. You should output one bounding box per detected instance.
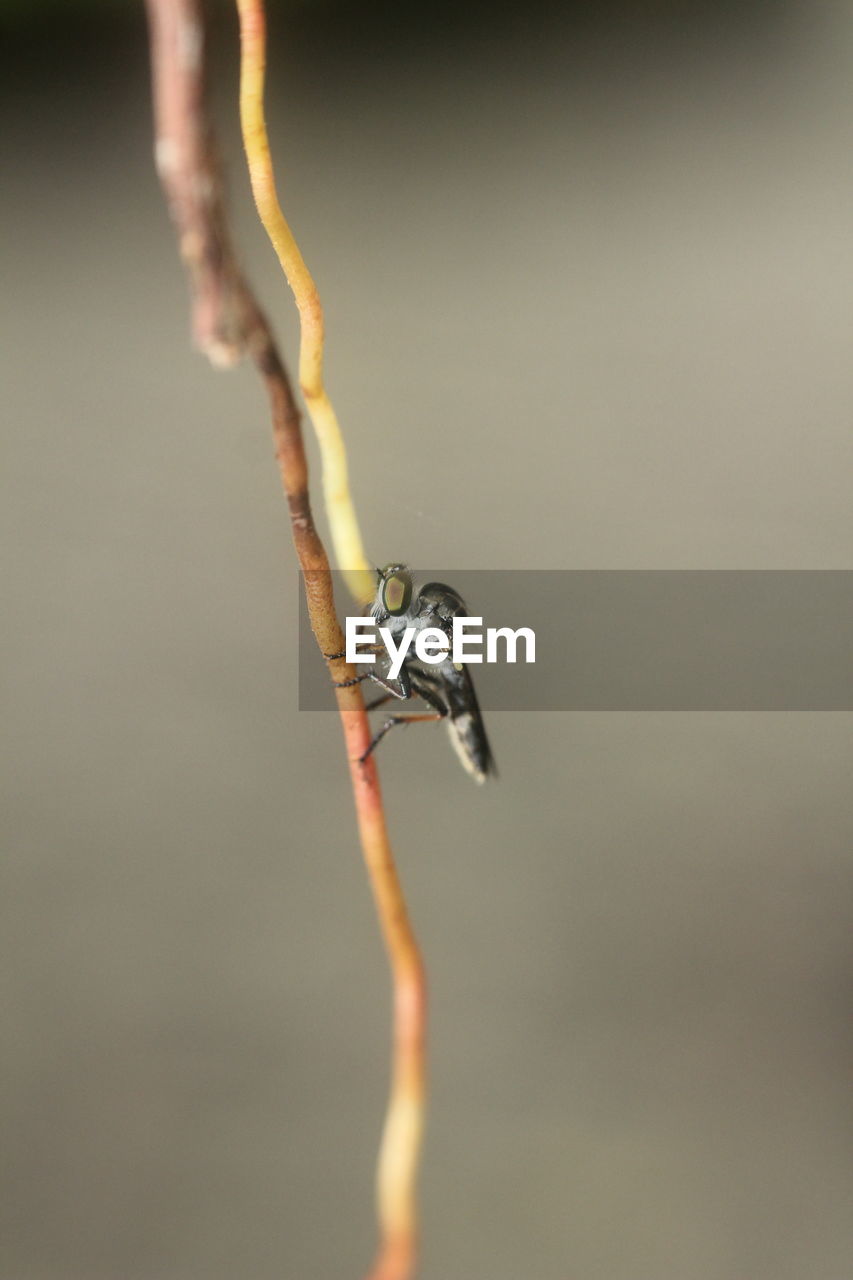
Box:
[298,571,853,710]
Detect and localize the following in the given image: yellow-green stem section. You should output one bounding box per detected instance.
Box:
[236,0,374,604]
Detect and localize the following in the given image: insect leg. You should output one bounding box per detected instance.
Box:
[365,691,396,712]
[358,713,444,765]
[407,674,449,718]
[324,641,384,661]
[327,642,386,688]
[331,672,370,688]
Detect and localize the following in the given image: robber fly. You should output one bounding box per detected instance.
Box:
[336,565,495,783]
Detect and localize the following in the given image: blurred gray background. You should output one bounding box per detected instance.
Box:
[2,2,852,1277]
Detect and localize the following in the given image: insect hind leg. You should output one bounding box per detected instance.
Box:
[358,712,444,765]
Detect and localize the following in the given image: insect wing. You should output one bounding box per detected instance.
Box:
[412,663,495,784]
[445,665,495,783]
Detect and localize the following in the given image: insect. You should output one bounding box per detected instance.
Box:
[335,564,496,783]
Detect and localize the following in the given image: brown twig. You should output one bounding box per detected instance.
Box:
[146,0,245,366]
[144,3,426,1277]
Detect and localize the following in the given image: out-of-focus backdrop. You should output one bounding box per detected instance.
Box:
[2,2,852,1277]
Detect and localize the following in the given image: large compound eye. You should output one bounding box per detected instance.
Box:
[382,568,412,616]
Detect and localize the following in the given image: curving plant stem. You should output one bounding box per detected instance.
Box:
[235,0,374,606]
[145,3,426,1278]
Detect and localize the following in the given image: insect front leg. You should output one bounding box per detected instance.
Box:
[326,642,386,688]
[324,640,385,661]
[331,672,370,689]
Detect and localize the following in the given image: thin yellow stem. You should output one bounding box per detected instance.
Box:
[235,0,374,604]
